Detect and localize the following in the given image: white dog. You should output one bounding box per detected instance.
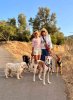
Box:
[5,62,27,79]
[45,56,53,74]
[30,58,51,85]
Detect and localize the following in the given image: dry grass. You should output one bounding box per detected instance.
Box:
[3,41,32,59]
[62,46,73,100]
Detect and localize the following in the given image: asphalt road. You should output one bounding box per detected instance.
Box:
[0,46,67,100]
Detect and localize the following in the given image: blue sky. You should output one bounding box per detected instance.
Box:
[0,0,73,36]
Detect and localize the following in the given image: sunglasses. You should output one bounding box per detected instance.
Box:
[41,31,45,32]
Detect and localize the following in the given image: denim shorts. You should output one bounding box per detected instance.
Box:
[41,49,50,61]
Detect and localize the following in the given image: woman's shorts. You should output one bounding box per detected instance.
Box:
[33,48,41,55]
[41,49,50,61]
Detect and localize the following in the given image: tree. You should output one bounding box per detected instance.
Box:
[51,34,57,44]
[17,30,30,41]
[17,13,31,41]
[7,18,16,27]
[18,13,26,30]
[56,32,65,45]
[29,7,58,33]
[0,22,16,41]
[23,30,31,42]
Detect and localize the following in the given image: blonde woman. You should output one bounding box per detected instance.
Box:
[40,28,53,61]
[32,31,41,63]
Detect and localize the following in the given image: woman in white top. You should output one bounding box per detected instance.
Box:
[40,28,52,61]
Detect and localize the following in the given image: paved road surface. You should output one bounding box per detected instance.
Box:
[0,46,67,100]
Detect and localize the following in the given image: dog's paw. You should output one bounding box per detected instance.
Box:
[5,75,8,78]
[43,82,46,85]
[48,81,51,84]
[33,76,35,82]
[39,77,43,81]
[33,79,35,82]
[39,78,43,81]
[17,77,21,79]
[43,83,46,85]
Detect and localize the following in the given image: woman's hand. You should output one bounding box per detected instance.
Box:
[31,51,33,56]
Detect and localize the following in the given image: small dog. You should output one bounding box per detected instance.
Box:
[22,55,30,69]
[5,62,27,79]
[56,55,62,75]
[31,58,51,85]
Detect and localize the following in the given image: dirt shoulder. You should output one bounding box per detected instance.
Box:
[62,52,73,100]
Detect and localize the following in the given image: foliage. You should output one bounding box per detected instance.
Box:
[17,30,30,42]
[0,13,31,42]
[29,7,58,33]
[0,22,16,41]
[51,34,57,44]
[7,18,16,27]
[51,32,65,45]
[18,13,26,29]
[0,10,65,44]
[29,7,65,45]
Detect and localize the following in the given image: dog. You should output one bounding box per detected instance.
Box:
[5,62,27,79]
[45,55,53,75]
[56,55,62,75]
[22,55,30,70]
[30,58,51,85]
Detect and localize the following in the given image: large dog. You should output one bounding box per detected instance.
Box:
[5,62,27,79]
[30,58,51,85]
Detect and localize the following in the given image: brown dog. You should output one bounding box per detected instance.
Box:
[56,55,62,75]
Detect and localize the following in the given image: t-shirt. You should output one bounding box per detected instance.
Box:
[32,37,41,49]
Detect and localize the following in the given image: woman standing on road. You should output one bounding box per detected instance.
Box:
[40,28,53,61]
[32,31,41,63]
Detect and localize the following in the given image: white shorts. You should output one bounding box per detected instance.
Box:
[33,48,41,55]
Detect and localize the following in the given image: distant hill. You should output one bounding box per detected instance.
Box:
[65,35,73,44]
[68,35,73,39]
[65,35,73,39]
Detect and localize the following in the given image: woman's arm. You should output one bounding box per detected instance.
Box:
[47,35,53,49]
[31,39,34,56]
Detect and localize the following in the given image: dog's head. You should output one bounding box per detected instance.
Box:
[45,56,52,65]
[22,55,30,64]
[20,62,28,69]
[45,56,50,61]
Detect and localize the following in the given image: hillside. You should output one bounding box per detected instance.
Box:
[3,41,32,60]
[62,37,73,100]
[3,41,65,58]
